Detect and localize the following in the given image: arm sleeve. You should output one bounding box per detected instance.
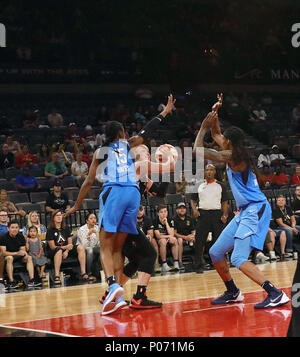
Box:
[138,115,164,139]
[148,182,169,198]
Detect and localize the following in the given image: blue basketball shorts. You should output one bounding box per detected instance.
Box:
[98,185,140,235]
[209,200,271,269]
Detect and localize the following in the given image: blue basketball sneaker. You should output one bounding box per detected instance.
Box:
[102,283,124,315]
[211,289,244,305]
[254,290,290,309]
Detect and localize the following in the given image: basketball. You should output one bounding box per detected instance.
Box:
[155,144,178,163]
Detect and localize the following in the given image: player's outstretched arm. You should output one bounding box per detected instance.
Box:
[211,94,227,149]
[193,111,231,163]
[64,151,100,217]
[129,94,176,148]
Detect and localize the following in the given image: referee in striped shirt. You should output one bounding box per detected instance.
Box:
[191,164,229,273]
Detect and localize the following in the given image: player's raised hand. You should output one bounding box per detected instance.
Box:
[212,93,223,112]
[161,94,176,116]
[201,111,218,130]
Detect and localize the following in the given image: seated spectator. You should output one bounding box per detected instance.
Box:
[153,205,179,272]
[272,166,289,188]
[45,179,70,214]
[273,195,300,256]
[173,202,196,271]
[257,148,272,169]
[15,165,40,193]
[15,145,37,169]
[56,144,74,168]
[291,166,300,186]
[292,102,300,125]
[252,103,267,121]
[82,125,97,149]
[0,220,40,289]
[71,153,88,187]
[292,185,300,220]
[270,145,286,167]
[267,228,288,261]
[137,206,160,272]
[64,123,83,149]
[73,143,89,164]
[36,144,50,167]
[22,211,47,239]
[0,211,9,236]
[45,210,80,286]
[175,173,188,194]
[76,213,99,281]
[5,136,21,156]
[0,144,15,170]
[0,189,26,218]
[22,109,37,128]
[44,152,69,185]
[47,108,64,128]
[25,226,47,279]
[258,165,275,189]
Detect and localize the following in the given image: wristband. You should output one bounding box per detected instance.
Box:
[138,115,164,139]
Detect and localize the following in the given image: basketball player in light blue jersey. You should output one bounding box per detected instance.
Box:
[65,94,176,315]
[193,96,289,309]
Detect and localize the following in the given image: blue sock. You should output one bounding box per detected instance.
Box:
[261,280,279,295]
[225,279,239,294]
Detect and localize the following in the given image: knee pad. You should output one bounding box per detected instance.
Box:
[138,252,156,275]
[123,261,139,278]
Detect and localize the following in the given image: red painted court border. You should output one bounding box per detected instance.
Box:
[4,288,292,337]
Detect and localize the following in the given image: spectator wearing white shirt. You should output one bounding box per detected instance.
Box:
[270,145,286,167]
[253,103,267,121]
[257,148,272,169]
[47,108,64,128]
[71,153,88,187]
[76,213,100,280]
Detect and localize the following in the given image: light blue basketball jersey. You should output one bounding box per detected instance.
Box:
[99,140,138,188]
[226,164,266,209]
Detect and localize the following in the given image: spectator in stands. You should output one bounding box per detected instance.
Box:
[266,228,288,261]
[0,189,26,218]
[153,205,179,272]
[64,123,83,149]
[291,166,300,186]
[173,202,196,271]
[47,108,64,128]
[175,173,188,194]
[22,211,47,239]
[0,211,9,236]
[73,143,89,164]
[76,213,99,281]
[56,144,74,168]
[95,105,110,126]
[82,125,96,149]
[272,166,289,188]
[270,145,286,167]
[190,164,229,273]
[15,145,37,169]
[258,165,275,189]
[257,148,272,169]
[44,152,69,184]
[15,165,40,193]
[45,210,75,286]
[292,185,300,220]
[0,144,15,170]
[137,206,160,272]
[45,179,70,213]
[71,152,88,187]
[5,136,21,156]
[292,103,300,125]
[273,195,300,257]
[252,103,267,121]
[36,144,50,167]
[0,220,40,289]
[25,226,47,279]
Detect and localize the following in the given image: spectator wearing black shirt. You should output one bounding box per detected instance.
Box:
[0,220,39,289]
[0,211,8,285]
[0,144,14,170]
[273,195,300,256]
[173,202,195,271]
[45,179,70,214]
[153,205,179,272]
[292,186,300,220]
[46,210,74,286]
[191,164,229,273]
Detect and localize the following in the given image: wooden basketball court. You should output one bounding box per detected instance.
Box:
[0,260,296,337]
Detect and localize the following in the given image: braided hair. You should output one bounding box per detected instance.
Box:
[223,126,251,167]
[104,121,124,145]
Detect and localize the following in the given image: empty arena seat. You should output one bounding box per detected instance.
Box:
[29,191,49,203]
[9,192,30,204]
